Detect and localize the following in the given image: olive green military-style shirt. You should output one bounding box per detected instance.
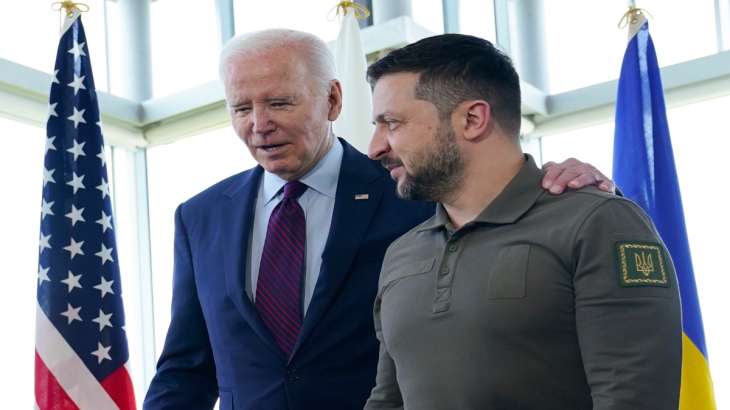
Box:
[365,155,682,410]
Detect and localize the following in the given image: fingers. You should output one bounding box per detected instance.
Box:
[541,158,615,194]
[541,161,560,190]
[567,173,601,190]
[598,180,616,194]
[549,168,583,194]
[542,158,581,194]
[589,169,616,193]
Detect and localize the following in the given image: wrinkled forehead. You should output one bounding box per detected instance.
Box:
[224,50,316,99]
[229,46,309,79]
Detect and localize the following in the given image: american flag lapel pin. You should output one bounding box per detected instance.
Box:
[354,193,369,200]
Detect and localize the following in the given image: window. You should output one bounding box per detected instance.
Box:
[234,1,341,43]
[147,126,257,352]
[0,0,111,92]
[412,0,445,34]
[540,122,615,175]
[0,117,45,408]
[543,0,718,93]
[150,0,221,97]
[459,0,496,41]
[663,96,730,408]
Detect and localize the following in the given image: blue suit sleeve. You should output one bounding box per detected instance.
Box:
[144,204,218,410]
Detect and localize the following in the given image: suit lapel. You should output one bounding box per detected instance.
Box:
[221,167,283,357]
[292,140,385,359]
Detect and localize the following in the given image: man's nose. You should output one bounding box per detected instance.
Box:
[252,106,275,134]
[368,127,390,160]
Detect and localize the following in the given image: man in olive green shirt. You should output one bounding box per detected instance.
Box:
[364,34,681,410]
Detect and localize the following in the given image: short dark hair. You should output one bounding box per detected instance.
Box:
[367,34,521,137]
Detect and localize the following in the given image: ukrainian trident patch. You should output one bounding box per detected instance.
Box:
[615,241,670,287]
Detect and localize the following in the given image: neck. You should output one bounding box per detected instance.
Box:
[442,142,523,229]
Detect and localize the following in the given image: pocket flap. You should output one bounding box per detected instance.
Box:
[382,257,435,287]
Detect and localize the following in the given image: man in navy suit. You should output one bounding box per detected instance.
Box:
[143,29,613,410]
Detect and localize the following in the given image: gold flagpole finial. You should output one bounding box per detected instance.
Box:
[328,1,371,21]
[618,6,652,29]
[52,1,90,17]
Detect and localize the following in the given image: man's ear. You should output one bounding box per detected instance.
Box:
[328,80,343,121]
[456,100,491,142]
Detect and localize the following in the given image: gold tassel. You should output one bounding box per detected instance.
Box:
[618,6,653,29]
[328,1,371,21]
[51,1,90,17]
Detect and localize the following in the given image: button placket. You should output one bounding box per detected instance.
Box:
[433,235,461,313]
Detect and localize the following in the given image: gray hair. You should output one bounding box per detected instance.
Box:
[219,29,337,93]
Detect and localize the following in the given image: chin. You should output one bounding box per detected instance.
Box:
[261,160,292,175]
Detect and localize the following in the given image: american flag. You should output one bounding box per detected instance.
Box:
[35,10,136,410]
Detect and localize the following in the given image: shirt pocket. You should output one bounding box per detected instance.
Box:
[487,244,530,299]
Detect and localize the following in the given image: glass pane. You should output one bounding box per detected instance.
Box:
[150,0,221,97]
[412,0,445,34]
[0,0,110,92]
[539,122,615,175]
[0,117,45,408]
[664,96,730,409]
[540,96,730,408]
[108,146,145,403]
[147,126,257,353]
[543,0,718,93]
[234,1,341,43]
[459,0,496,41]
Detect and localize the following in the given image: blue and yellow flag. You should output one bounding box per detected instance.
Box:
[612,10,716,409]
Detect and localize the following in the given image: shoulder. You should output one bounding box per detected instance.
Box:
[536,186,651,230]
[539,185,615,209]
[538,187,662,253]
[179,166,261,215]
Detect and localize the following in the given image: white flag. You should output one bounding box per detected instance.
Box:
[333,10,374,153]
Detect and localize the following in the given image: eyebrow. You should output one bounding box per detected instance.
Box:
[229,95,297,108]
[374,112,396,123]
[266,96,296,103]
[229,101,248,109]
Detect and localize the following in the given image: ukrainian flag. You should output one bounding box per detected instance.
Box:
[612,10,716,409]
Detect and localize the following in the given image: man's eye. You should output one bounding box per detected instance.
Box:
[386,121,400,131]
[234,107,251,115]
[271,102,291,108]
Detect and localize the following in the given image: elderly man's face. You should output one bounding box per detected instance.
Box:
[224,48,340,180]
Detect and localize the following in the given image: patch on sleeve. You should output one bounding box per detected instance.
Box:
[615,241,669,287]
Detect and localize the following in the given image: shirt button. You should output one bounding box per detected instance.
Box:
[439,267,450,276]
[447,243,458,252]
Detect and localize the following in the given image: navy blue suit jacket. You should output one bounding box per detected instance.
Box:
[144,139,434,410]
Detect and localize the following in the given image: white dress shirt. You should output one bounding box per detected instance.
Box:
[247,138,343,313]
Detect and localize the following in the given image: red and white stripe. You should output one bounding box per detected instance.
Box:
[34,304,135,410]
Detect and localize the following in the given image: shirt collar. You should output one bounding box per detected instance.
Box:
[262,137,343,205]
[418,154,544,231]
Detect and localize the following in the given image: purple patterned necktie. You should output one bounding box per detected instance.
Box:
[256,180,308,356]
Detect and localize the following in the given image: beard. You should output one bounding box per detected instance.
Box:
[391,123,464,202]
